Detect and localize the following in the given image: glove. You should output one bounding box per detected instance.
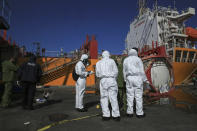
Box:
[16,81,20,86]
[145,80,150,84]
[143,80,151,89]
[88,71,94,75]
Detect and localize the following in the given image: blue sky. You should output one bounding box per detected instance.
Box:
[6,0,197,55]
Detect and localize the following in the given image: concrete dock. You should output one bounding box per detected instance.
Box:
[0,87,197,131]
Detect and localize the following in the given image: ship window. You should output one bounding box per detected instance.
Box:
[175,50,181,62]
[189,51,195,63]
[195,53,197,64]
[189,51,195,58]
[182,51,188,62]
[183,51,187,58]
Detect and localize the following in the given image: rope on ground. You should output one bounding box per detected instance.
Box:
[37,114,100,131]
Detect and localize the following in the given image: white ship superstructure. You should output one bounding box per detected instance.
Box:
[125,0,197,91]
[125,0,195,56]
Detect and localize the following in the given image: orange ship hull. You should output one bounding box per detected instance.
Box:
[43,59,98,87]
[173,47,197,85]
[173,62,197,85]
[17,57,98,87]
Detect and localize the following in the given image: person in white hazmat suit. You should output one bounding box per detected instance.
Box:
[123,49,148,118]
[75,54,93,112]
[96,51,120,121]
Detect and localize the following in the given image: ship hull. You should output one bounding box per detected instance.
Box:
[173,62,197,85]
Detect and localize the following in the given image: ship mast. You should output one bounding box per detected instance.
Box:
[154,0,158,12]
[138,0,146,16]
[173,0,176,10]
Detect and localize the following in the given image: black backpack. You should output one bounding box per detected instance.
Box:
[72,67,79,81]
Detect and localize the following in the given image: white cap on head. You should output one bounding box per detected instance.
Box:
[128,49,137,56]
[102,50,110,58]
[80,54,88,61]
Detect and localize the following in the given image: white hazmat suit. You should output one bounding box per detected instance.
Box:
[96,51,120,118]
[75,54,89,110]
[123,49,147,116]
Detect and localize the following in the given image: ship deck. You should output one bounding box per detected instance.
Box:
[0,86,197,131]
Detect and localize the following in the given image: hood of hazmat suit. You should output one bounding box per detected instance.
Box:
[123,48,147,116]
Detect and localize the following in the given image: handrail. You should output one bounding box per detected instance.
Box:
[42,59,79,75]
[182,67,197,84]
[40,59,79,84]
[41,57,63,68]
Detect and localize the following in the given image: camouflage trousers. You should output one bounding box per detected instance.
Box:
[1,82,13,107]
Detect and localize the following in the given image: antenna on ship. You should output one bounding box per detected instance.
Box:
[173,0,176,10]
[154,0,158,11]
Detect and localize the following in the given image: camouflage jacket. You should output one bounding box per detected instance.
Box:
[2,60,18,82]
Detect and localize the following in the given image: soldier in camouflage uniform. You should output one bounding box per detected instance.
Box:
[1,57,18,108]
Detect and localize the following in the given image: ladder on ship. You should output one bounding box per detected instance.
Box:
[41,57,68,72]
[40,58,79,84]
[140,14,155,47]
[182,67,197,84]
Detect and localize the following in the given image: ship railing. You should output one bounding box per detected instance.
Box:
[182,58,187,62]
[176,58,195,63]
[187,58,193,63]
[193,59,197,64]
[175,43,185,48]
[175,57,181,62]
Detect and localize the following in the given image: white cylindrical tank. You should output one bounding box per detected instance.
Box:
[143,57,174,93]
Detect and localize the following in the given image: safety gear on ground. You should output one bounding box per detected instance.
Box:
[123,49,147,116]
[75,55,89,109]
[96,50,120,118]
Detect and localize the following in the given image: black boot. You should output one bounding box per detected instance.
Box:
[136,113,146,118]
[112,117,121,121]
[126,114,133,118]
[102,116,110,121]
[76,108,88,112]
